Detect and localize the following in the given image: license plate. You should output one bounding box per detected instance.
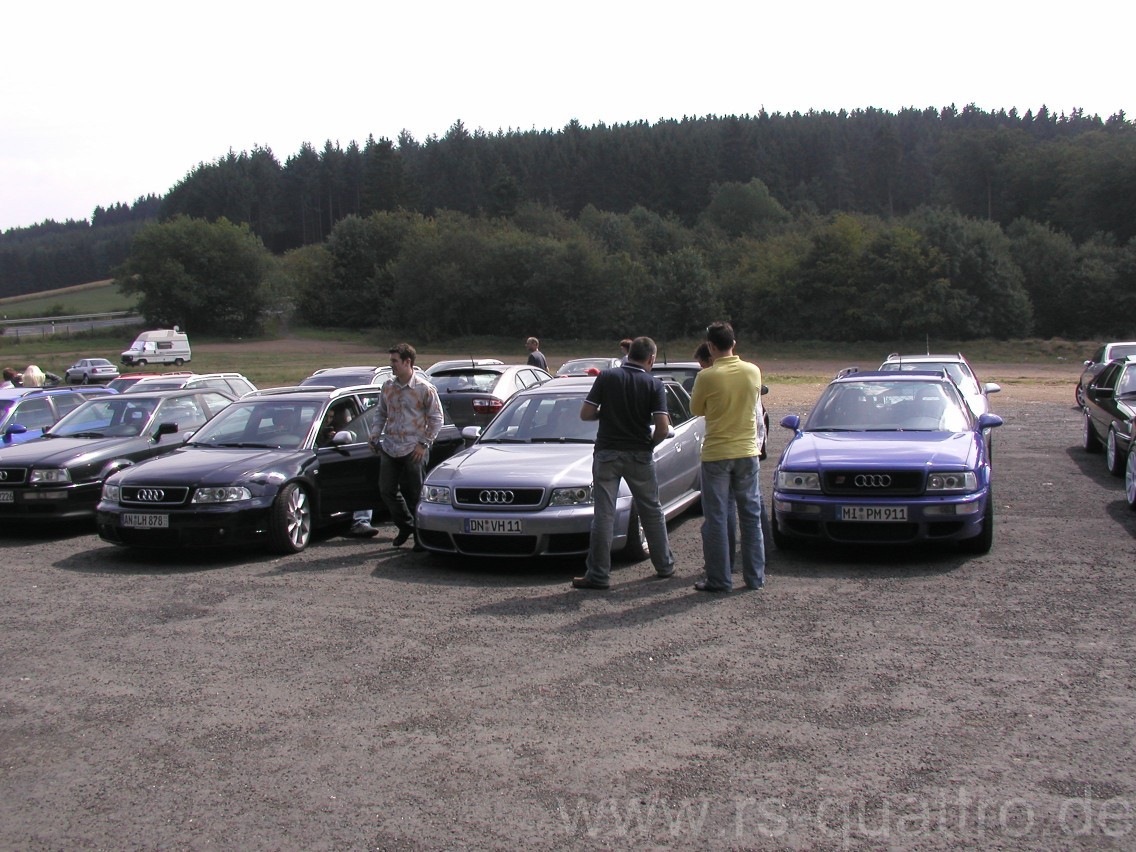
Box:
[840,506,907,522]
[0,490,12,503]
[122,513,169,529]
[464,518,523,534]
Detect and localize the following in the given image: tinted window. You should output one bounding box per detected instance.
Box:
[12,399,56,430]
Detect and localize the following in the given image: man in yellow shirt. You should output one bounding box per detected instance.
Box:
[689,322,766,592]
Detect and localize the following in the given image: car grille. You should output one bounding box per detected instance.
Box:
[822,470,924,496]
[120,486,191,507]
[0,467,28,484]
[454,488,545,508]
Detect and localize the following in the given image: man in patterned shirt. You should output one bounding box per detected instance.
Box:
[369,343,443,550]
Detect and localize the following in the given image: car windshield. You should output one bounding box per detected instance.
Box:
[430,370,502,394]
[806,380,971,433]
[123,380,185,393]
[50,397,160,437]
[1117,366,1136,396]
[479,393,598,443]
[300,373,376,388]
[189,400,324,449]
[1109,345,1136,361]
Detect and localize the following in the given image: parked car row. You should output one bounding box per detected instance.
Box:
[1077,344,1136,510]
[3,348,1029,561]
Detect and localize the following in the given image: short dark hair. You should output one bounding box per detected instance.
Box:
[389,343,417,365]
[619,338,632,351]
[628,336,656,362]
[693,342,712,363]
[706,321,736,351]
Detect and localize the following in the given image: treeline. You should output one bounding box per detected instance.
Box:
[120,192,1134,342]
[155,105,1136,253]
[0,196,160,297]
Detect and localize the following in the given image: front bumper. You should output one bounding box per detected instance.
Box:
[0,482,102,521]
[772,490,989,545]
[96,501,274,549]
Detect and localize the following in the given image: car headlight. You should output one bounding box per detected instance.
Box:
[776,471,821,492]
[550,486,593,506]
[102,483,120,502]
[421,485,450,504]
[192,486,252,504]
[30,468,72,484]
[926,471,978,493]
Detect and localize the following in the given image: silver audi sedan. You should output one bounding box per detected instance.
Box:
[415,376,703,560]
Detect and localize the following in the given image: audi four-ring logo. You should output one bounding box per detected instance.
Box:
[136,489,167,502]
[478,490,515,504]
[854,475,891,488]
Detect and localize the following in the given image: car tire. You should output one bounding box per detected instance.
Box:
[268,482,312,554]
[81,373,91,385]
[136,359,147,367]
[959,493,994,554]
[1075,383,1085,408]
[1083,411,1102,453]
[174,358,184,366]
[1126,450,1136,511]
[1106,429,1125,477]
[619,505,649,562]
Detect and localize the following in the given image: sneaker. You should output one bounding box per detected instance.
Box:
[347,522,379,538]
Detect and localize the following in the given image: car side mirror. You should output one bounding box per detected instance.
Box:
[761,385,769,396]
[331,429,356,445]
[977,413,1004,430]
[984,382,1001,394]
[3,424,28,443]
[780,414,801,431]
[461,426,482,442]
[154,422,179,441]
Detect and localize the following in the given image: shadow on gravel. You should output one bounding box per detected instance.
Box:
[0,520,96,545]
[1065,444,1115,479]
[1105,500,1136,538]
[53,542,278,575]
[767,543,966,579]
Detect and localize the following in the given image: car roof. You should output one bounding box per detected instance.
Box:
[243,384,380,401]
[0,386,113,401]
[883,353,967,364]
[834,369,952,384]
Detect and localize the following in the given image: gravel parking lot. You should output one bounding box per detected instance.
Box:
[2,373,1134,849]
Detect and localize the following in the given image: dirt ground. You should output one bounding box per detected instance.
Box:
[2,360,1134,850]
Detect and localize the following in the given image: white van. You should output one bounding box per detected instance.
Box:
[120,328,192,367]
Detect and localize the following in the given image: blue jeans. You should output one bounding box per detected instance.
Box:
[701,456,765,590]
[584,450,675,585]
[727,486,769,568]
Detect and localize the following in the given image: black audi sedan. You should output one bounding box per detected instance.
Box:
[97,386,393,554]
[0,389,235,523]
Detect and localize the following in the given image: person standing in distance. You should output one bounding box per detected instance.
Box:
[368,343,443,551]
[525,337,548,371]
[618,339,632,363]
[689,322,766,592]
[572,336,676,590]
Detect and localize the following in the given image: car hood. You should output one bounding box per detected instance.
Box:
[113,446,299,485]
[0,435,151,467]
[427,443,594,486]
[781,431,979,469]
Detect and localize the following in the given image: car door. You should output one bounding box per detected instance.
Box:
[314,396,382,516]
[1087,363,1123,440]
[653,384,702,508]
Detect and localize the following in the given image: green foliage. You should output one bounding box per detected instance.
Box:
[699,178,790,238]
[115,216,269,335]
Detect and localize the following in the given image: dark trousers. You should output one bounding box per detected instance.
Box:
[379,449,425,531]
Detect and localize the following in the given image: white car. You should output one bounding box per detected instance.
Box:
[878,353,1000,419]
[65,358,120,384]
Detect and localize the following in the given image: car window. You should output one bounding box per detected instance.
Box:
[431,371,500,393]
[1095,364,1121,389]
[1110,344,1136,361]
[0,400,13,422]
[154,396,210,431]
[53,393,88,417]
[198,392,235,418]
[665,384,691,425]
[808,381,969,432]
[12,398,56,431]
[317,400,364,446]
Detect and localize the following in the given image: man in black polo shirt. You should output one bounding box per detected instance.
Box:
[572,336,676,590]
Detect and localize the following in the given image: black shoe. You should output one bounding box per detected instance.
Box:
[412,537,425,553]
[393,526,412,547]
[693,580,730,593]
[572,577,610,590]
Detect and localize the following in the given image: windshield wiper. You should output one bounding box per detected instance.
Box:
[480,437,531,444]
[531,438,594,443]
[67,431,106,438]
[807,427,855,432]
[208,442,278,448]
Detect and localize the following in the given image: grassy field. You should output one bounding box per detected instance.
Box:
[0,281,137,318]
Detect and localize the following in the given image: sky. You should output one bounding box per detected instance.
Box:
[2,0,1131,232]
